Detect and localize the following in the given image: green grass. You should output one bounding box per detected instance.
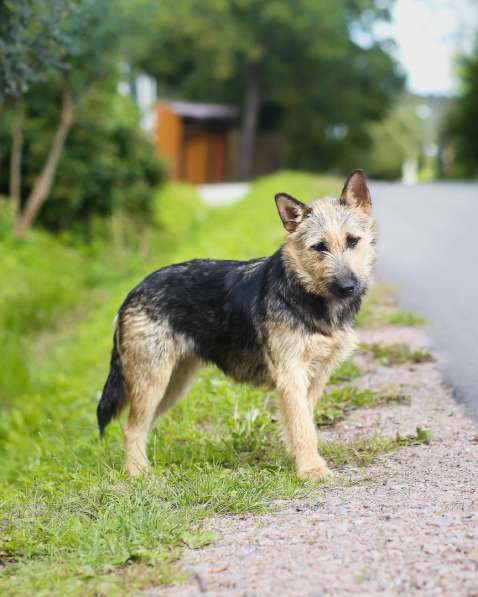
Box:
[316,387,409,426]
[0,172,430,595]
[361,342,434,366]
[385,312,426,326]
[321,427,431,468]
[329,360,361,384]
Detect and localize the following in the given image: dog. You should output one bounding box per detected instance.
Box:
[97,170,376,480]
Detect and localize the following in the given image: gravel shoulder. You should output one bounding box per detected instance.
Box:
[157,324,478,597]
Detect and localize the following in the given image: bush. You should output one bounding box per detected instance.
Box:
[443,49,478,178]
[0,79,164,232]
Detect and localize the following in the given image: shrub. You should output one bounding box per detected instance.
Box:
[0,80,164,232]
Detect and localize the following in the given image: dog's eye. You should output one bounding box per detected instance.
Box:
[312,241,328,253]
[346,235,360,249]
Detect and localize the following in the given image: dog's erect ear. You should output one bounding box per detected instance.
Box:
[275,193,311,232]
[340,169,372,214]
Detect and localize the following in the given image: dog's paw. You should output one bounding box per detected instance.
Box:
[125,460,150,478]
[298,466,334,482]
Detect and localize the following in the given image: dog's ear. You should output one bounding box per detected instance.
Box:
[340,169,372,214]
[275,193,311,232]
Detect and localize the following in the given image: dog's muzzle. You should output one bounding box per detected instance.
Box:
[328,274,360,299]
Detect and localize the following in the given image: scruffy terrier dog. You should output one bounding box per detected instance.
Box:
[98,170,376,480]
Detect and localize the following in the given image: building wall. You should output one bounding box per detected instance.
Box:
[156,103,229,184]
[182,132,227,184]
[156,102,285,183]
[155,104,183,179]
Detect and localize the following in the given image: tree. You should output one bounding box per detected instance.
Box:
[0,0,129,236]
[0,77,164,232]
[363,95,425,180]
[127,0,402,178]
[0,0,70,102]
[0,0,72,214]
[443,48,478,177]
[13,0,125,237]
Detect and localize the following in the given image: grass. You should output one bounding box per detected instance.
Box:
[321,427,431,468]
[329,360,361,384]
[316,387,409,426]
[361,342,434,366]
[0,172,430,595]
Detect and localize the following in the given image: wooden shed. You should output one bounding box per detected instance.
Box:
[155,100,238,184]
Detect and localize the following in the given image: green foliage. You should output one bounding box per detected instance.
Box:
[0,173,429,594]
[154,182,207,237]
[0,0,162,233]
[316,387,408,426]
[443,47,478,177]
[386,312,425,326]
[329,360,361,384]
[282,41,403,172]
[361,342,433,366]
[0,231,87,398]
[0,0,72,102]
[128,0,403,172]
[0,0,124,102]
[364,94,426,180]
[0,81,164,230]
[320,428,430,468]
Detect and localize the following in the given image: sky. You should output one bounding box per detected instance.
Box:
[377,0,477,96]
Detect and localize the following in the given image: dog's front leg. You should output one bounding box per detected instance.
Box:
[276,369,332,481]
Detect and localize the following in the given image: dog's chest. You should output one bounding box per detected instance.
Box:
[266,322,355,367]
[302,329,353,362]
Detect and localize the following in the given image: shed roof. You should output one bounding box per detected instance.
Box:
[161,100,239,120]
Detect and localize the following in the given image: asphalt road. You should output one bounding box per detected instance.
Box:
[370,181,478,420]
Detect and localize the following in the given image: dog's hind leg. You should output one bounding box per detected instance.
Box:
[123,349,177,478]
[154,356,201,419]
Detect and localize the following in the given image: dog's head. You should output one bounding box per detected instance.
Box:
[275,170,376,300]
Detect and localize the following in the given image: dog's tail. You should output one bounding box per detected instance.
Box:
[97,329,127,437]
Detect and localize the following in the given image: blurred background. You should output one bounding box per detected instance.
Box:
[0,0,477,239]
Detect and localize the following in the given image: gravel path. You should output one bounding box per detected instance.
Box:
[156,325,478,596]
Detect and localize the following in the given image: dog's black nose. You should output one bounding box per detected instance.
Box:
[329,277,358,298]
[340,279,356,294]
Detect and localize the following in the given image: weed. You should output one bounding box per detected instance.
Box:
[316,387,409,426]
[329,360,361,384]
[361,342,434,366]
[386,312,426,326]
[321,427,431,468]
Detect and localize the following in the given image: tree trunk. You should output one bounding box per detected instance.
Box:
[15,78,75,238]
[9,102,24,216]
[238,64,261,181]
